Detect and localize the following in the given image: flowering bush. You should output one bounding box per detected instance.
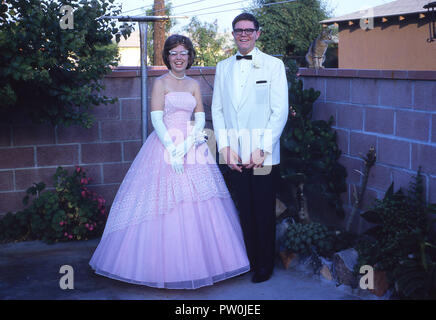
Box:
[0,166,108,244]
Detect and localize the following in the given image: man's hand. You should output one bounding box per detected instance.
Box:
[219,147,242,172]
[244,148,266,169]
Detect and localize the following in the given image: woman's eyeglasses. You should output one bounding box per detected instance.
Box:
[233,28,257,36]
[169,50,189,57]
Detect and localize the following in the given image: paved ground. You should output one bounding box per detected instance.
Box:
[0,238,383,300]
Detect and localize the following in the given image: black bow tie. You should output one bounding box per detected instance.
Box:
[236,55,252,60]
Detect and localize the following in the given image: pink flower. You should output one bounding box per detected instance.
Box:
[64,232,68,237]
[81,191,86,198]
[59,221,64,226]
[75,166,81,173]
[68,235,73,239]
[81,178,88,185]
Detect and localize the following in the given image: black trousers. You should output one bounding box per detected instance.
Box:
[222,165,280,274]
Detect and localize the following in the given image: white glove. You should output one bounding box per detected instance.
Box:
[151,110,184,174]
[174,112,207,157]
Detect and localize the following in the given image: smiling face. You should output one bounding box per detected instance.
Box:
[168,44,189,73]
[232,20,260,55]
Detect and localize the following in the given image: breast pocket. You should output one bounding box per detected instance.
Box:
[255,81,269,105]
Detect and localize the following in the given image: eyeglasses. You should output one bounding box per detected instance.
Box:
[233,28,257,36]
[169,50,189,57]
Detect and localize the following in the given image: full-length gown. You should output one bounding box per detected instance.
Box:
[89,91,250,289]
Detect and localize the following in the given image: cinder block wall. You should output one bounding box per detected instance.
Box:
[0,66,215,215]
[300,68,436,232]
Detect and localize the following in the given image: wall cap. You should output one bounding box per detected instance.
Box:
[106,66,216,78]
[298,68,436,81]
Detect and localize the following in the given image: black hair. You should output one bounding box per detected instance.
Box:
[232,13,260,31]
[162,34,196,70]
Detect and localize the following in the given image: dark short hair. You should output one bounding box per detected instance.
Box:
[162,34,196,70]
[232,13,260,31]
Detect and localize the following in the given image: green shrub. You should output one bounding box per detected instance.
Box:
[0,0,133,127]
[0,166,108,244]
[355,168,436,299]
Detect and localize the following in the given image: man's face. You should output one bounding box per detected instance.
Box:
[232,20,260,55]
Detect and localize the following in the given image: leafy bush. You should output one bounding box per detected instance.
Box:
[280,75,347,219]
[355,169,436,299]
[283,222,354,258]
[0,166,108,244]
[0,0,133,127]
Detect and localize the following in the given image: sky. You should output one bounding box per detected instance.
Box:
[114,0,394,33]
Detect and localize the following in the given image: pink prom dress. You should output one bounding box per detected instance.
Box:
[89,91,250,289]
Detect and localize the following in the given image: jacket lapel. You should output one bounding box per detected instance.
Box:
[225,56,240,112]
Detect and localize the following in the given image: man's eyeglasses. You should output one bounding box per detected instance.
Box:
[169,50,189,57]
[233,28,257,36]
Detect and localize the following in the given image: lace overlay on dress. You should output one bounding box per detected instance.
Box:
[102,92,231,238]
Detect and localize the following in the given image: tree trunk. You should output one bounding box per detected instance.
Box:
[153,0,165,66]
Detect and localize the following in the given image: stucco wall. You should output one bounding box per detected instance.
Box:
[338,19,436,71]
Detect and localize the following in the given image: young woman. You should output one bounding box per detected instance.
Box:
[89,35,250,289]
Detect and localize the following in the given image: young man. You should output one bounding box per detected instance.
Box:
[211,13,288,283]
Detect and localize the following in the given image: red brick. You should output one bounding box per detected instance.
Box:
[351,78,379,105]
[81,143,122,163]
[326,78,350,102]
[432,115,436,143]
[335,128,349,155]
[396,111,430,142]
[414,81,436,111]
[88,184,120,208]
[350,132,377,158]
[121,99,141,119]
[15,167,58,190]
[80,164,103,185]
[360,188,381,211]
[57,123,99,144]
[101,77,141,99]
[391,169,420,194]
[0,191,27,214]
[411,143,436,174]
[302,77,325,101]
[357,70,381,79]
[339,155,363,184]
[430,176,436,204]
[13,124,55,146]
[364,107,394,135]
[123,141,142,161]
[101,120,141,141]
[367,164,392,191]
[37,145,79,167]
[90,101,120,120]
[197,75,214,95]
[378,138,410,168]
[379,79,412,108]
[312,102,337,125]
[336,104,363,130]
[0,147,34,169]
[336,69,358,77]
[0,126,11,146]
[0,171,14,191]
[103,163,131,184]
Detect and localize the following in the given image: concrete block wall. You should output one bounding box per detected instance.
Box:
[0,66,216,215]
[300,68,436,232]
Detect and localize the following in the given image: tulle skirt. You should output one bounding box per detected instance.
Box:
[89,131,250,289]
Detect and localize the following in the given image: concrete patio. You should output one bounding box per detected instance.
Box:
[0,238,383,300]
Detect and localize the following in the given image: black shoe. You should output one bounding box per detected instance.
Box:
[251,270,272,283]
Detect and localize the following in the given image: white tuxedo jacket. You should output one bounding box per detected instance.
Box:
[211,48,289,165]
